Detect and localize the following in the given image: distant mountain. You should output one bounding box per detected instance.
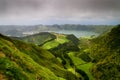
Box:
[0,25,113,37]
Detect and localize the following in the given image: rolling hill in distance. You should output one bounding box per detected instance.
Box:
[0,24,113,37]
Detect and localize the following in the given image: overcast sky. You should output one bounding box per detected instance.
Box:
[0,0,120,25]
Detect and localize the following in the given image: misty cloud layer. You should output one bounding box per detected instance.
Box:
[0,0,120,24]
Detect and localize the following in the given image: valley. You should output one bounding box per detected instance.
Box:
[0,25,119,80]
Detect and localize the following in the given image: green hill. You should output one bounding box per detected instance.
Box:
[89,25,120,80]
[0,33,81,80]
[11,32,96,80]
[12,32,56,45]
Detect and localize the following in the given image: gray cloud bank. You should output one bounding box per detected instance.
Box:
[0,0,120,24]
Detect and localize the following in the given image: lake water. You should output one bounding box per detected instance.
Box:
[49,30,99,38]
[23,30,99,38]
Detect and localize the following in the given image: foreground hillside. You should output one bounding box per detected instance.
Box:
[0,34,81,80]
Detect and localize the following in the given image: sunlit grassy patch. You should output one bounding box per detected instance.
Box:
[42,34,69,49]
[77,62,94,80]
[68,52,95,80]
[42,40,59,49]
[68,52,85,65]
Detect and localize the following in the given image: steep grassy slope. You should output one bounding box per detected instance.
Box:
[89,25,120,80]
[0,35,58,80]
[0,34,80,80]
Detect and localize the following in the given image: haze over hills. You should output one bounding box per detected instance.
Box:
[0,24,113,37]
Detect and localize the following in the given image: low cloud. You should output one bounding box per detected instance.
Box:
[0,0,120,24]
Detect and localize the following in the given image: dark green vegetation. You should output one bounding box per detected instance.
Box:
[89,25,120,80]
[0,25,119,80]
[78,25,120,80]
